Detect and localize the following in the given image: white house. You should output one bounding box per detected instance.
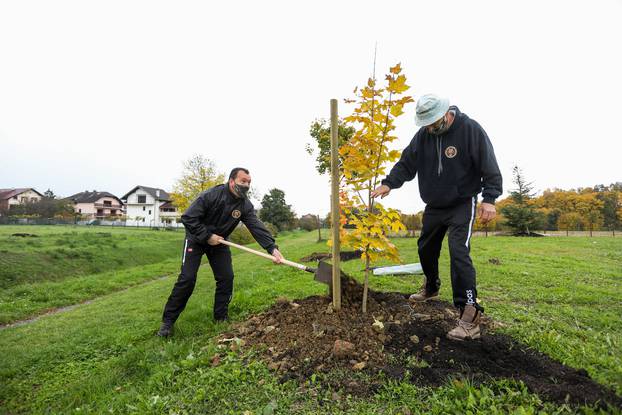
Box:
[65,191,124,219]
[121,185,181,227]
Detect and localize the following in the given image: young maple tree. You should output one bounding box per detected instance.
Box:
[336,63,413,313]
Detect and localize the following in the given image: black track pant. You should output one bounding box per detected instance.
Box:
[162,239,234,323]
[418,196,483,311]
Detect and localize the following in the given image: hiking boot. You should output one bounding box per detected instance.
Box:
[447,305,481,341]
[409,287,440,302]
[157,321,174,337]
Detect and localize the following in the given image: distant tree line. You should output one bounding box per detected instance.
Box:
[474,167,622,236]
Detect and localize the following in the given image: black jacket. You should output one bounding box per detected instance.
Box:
[181,184,277,253]
[382,106,502,208]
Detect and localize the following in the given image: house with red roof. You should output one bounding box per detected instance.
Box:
[0,188,43,215]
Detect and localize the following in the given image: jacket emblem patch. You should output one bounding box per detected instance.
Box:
[232,209,241,219]
[445,146,458,158]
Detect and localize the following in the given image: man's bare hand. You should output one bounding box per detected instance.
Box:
[371,184,391,199]
[271,248,284,264]
[477,202,496,224]
[207,234,223,246]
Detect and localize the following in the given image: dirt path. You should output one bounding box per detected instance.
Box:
[0,274,170,331]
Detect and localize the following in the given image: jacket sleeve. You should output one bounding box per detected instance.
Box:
[381,135,418,189]
[241,202,278,254]
[472,122,503,204]
[180,192,213,243]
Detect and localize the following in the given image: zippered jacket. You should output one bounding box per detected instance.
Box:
[181,184,277,253]
[382,106,502,208]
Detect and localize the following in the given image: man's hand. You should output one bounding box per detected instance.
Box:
[207,234,223,246]
[371,184,391,199]
[271,248,284,264]
[477,202,496,224]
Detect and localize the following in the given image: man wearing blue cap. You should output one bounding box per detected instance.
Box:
[372,94,502,341]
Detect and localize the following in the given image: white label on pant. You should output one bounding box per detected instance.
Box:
[466,289,474,305]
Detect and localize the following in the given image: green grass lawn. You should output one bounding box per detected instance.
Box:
[0,225,184,324]
[0,226,620,414]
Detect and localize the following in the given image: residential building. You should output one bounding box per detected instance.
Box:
[0,188,43,214]
[121,185,180,227]
[65,191,124,218]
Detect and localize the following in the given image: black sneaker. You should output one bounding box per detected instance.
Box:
[214,315,229,323]
[157,321,174,337]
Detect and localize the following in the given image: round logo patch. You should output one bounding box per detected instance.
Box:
[444,146,458,158]
[231,209,241,219]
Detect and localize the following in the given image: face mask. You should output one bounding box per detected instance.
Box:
[428,116,447,135]
[234,183,250,199]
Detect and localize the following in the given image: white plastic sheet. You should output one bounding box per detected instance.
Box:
[372,263,423,276]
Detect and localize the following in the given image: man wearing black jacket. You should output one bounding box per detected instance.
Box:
[372,94,502,341]
[157,167,284,337]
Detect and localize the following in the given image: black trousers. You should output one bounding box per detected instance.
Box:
[162,239,234,323]
[418,197,483,311]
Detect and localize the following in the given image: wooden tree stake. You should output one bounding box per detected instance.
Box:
[330,99,341,310]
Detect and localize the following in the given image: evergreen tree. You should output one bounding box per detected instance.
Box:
[500,166,541,235]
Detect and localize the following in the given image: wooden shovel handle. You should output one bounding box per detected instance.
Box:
[219,240,308,271]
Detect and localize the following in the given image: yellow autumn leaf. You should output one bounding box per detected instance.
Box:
[388,74,409,94]
[390,103,404,117]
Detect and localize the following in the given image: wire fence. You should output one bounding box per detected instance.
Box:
[0,218,619,236]
[0,217,184,230]
[389,229,620,238]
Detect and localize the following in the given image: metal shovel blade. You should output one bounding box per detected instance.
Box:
[312,260,333,285]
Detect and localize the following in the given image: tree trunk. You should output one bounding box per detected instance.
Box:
[317,214,322,242]
[362,255,370,314]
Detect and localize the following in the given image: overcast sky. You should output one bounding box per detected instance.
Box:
[1,0,620,216]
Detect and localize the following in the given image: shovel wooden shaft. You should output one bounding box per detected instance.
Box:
[219,240,309,272]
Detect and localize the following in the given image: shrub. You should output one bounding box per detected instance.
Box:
[264,222,278,238]
[229,224,254,245]
[299,214,318,232]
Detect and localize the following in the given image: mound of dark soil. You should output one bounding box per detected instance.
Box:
[300,250,362,262]
[498,231,546,237]
[218,276,620,409]
[11,233,39,237]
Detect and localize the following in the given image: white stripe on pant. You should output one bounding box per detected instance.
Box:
[465,197,476,248]
[182,239,188,265]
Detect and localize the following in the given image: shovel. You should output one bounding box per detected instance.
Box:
[219,240,332,285]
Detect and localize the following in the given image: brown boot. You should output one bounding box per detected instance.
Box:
[447,304,481,341]
[408,287,440,302]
